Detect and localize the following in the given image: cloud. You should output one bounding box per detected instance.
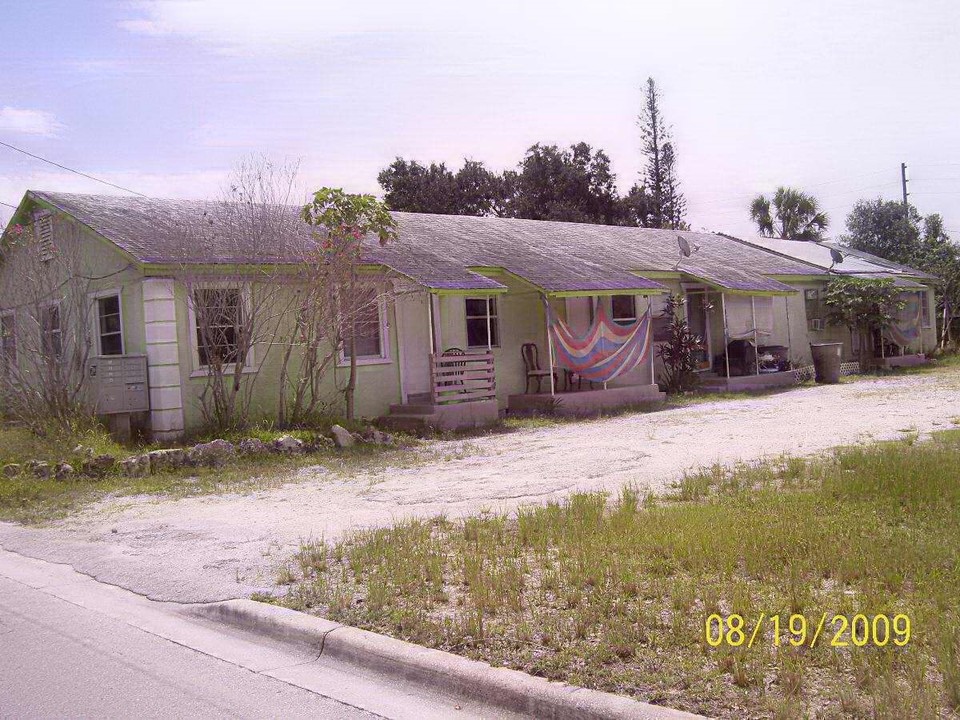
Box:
[0,107,65,138]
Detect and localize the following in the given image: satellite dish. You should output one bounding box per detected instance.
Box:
[829,247,844,269]
[674,234,701,269]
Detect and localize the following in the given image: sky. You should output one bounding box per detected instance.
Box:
[2,0,960,239]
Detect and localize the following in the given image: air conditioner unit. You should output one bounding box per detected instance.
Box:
[808,318,824,332]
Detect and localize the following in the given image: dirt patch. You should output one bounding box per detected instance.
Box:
[1,369,958,602]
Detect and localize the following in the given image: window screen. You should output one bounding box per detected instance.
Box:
[194,288,244,367]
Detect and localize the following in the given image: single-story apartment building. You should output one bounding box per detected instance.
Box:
[0,191,938,438]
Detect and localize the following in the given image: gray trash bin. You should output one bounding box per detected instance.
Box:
[810,342,843,384]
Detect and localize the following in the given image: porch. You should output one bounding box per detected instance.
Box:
[383,275,666,430]
[384,350,499,432]
[682,285,801,391]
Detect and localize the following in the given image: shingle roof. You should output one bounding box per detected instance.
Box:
[26,191,823,294]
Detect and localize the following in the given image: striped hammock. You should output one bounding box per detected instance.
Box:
[548,303,652,383]
[884,293,922,347]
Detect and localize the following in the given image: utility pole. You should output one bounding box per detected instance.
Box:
[901,162,909,214]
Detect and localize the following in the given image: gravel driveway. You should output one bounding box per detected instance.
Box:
[1,369,958,602]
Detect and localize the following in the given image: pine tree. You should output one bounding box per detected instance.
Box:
[638,78,687,230]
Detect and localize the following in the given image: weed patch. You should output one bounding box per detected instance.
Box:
[267,438,960,719]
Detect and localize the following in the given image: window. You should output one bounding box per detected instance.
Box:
[651,296,671,342]
[920,290,932,328]
[342,289,386,360]
[194,287,244,367]
[465,297,499,348]
[805,288,823,331]
[96,294,124,356]
[0,313,15,377]
[611,295,637,325]
[40,304,62,359]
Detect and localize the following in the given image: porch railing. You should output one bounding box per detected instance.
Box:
[430,352,496,405]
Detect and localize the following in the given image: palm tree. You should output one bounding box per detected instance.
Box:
[750,187,828,240]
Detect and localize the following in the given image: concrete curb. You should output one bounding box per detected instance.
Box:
[185,599,704,720]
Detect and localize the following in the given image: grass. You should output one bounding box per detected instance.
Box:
[261,435,960,719]
[0,418,422,523]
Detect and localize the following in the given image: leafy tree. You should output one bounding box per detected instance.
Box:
[301,189,397,419]
[822,277,905,361]
[841,199,924,264]
[505,142,630,225]
[378,158,502,216]
[657,294,700,392]
[380,144,637,225]
[637,78,687,230]
[749,187,828,240]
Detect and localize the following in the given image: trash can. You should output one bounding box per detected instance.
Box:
[810,342,843,384]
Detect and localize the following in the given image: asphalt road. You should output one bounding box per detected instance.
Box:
[0,548,533,720]
[0,573,375,720]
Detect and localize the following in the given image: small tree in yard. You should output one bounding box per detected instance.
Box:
[822,277,905,362]
[300,189,397,420]
[175,157,302,431]
[657,294,701,392]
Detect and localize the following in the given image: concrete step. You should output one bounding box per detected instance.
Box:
[389,403,436,415]
[407,392,433,403]
[379,415,433,433]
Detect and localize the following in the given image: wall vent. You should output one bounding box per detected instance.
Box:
[36,216,54,263]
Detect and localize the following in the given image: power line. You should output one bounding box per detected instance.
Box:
[0,200,18,210]
[0,139,148,198]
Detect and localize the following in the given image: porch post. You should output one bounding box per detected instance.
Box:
[784,295,793,367]
[427,291,436,355]
[486,296,493,350]
[429,293,442,354]
[648,298,656,386]
[919,292,924,356]
[721,293,731,379]
[751,296,760,375]
[543,294,556,395]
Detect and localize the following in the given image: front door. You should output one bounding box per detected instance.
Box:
[396,289,432,401]
[685,292,712,370]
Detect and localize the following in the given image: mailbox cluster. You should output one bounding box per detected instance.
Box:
[87,355,150,414]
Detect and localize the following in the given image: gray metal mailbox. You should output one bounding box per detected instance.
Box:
[87,355,149,414]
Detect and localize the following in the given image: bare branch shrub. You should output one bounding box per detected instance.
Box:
[173,156,303,430]
[0,218,98,430]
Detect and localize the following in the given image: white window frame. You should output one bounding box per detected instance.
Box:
[337,291,391,367]
[465,296,500,349]
[0,310,16,378]
[187,282,257,377]
[89,288,125,357]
